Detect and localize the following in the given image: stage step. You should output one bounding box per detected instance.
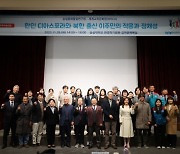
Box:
[0,129,180,147]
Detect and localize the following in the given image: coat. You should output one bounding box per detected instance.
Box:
[86,105,103,127]
[135,101,152,129]
[166,104,179,134]
[16,103,32,135]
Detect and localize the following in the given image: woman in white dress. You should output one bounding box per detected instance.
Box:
[119,97,135,148]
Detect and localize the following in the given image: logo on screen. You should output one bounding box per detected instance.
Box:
[169,19,180,28]
[0,23,15,28]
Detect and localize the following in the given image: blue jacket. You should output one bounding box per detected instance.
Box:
[147,92,159,108]
[59,104,74,126]
[153,109,167,126]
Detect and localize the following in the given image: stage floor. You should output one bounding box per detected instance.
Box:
[0,146,180,154]
[0,129,180,154]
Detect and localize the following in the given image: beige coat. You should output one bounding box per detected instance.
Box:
[45,94,58,107]
[135,101,152,129]
[58,92,72,106]
[166,104,179,134]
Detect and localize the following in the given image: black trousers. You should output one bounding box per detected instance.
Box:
[74,124,85,145]
[88,123,101,146]
[60,121,71,145]
[137,129,148,146]
[167,134,177,148]
[46,124,56,145]
[131,114,136,134]
[154,125,166,147]
[3,122,17,146]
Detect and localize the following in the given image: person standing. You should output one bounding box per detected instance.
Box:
[16,96,32,148]
[45,88,58,107]
[72,88,83,106]
[98,89,108,107]
[166,96,179,149]
[147,85,159,109]
[133,87,141,103]
[159,89,178,106]
[119,97,135,149]
[86,98,103,149]
[25,90,36,105]
[70,86,76,96]
[135,93,152,148]
[85,88,96,106]
[4,85,22,105]
[1,93,18,149]
[44,99,59,148]
[73,97,87,148]
[94,86,100,101]
[58,85,72,106]
[112,86,121,104]
[142,86,150,102]
[103,91,118,149]
[152,99,167,149]
[59,96,74,148]
[31,93,46,146]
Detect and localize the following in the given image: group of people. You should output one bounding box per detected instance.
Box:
[1,84,179,150]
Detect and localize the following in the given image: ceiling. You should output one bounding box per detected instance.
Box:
[0,0,180,10]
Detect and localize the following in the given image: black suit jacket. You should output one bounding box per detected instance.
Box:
[1,101,18,125]
[73,105,87,125]
[85,95,97,106]
[4,92,22,105]
[44,106,59,125]
[31,101,46,123]
[102,99,119,122]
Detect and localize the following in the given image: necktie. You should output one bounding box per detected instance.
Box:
[93,105,95,110]
[51,107,54,114]
[79,106,81,111]
[109,100,112,107]
[10,102,14,108]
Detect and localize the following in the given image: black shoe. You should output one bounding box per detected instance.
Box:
[97,145,101,149]
[104,145,109,149]
[48,145,51,148]
[88,145,93,149]
[112,144,117,149]
[2,145,7,149]
[52,144,55,148]
[66,143,71,148]
[18,145,23,149]
[32,144,36,147]
[10,142,17,148]
[24,144,29,148]
[36,143,40,146]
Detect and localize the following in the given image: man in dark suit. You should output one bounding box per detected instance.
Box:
[102,91,118,149]
[86,98,103,149]
[4,85,22,105]
[59,96,74,148]
[73,97,87,148]
[1,93,18,149]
